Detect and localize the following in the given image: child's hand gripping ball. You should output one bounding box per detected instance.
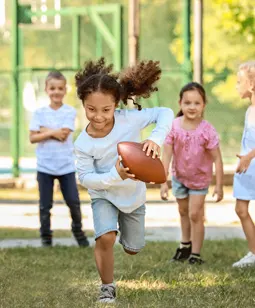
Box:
[117,141,166,184]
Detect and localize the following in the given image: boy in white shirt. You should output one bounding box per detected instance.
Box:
[29,71,89,248]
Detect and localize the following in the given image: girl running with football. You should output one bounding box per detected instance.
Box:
[74,58,174,303]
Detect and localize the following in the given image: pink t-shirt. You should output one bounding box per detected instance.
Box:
[165,117,219,189]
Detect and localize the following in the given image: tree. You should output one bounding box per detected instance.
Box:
[170,0,255,104]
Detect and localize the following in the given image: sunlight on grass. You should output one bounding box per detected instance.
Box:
[118,272,234,291]
[118,279,170,291]
[67,279,98,291]
[168,267,241,289]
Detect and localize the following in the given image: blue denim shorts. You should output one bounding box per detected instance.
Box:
[91,198,146,252]
[172,176,208,199]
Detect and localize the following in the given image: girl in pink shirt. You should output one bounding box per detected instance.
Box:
[160,82,224,264]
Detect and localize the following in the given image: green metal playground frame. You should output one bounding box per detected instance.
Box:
[2,0,192,177]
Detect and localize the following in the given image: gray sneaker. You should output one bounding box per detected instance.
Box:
[98,284,116,303]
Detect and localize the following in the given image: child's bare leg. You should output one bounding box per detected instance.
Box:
[235,199,255,253]
[95,231,116,284]
[189,195,206,254]
[177,197,191,242]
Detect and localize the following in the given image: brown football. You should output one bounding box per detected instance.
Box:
[117,141,166,184]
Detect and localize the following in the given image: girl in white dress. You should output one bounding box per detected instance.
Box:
[233,61,255,268]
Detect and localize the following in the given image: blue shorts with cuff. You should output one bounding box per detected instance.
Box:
[172,176,208,199]
[91,198,146,253]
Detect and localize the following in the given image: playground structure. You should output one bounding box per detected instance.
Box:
[0,0,193,177]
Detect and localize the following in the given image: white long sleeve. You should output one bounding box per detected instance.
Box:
[74,107,174,213]
[124,107,174,146]
[75,148,123,190]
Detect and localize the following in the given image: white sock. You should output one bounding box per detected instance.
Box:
[102,282,115,288]
[180,242,191,249]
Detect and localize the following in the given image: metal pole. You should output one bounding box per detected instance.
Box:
[72,15,80,69]
[193,0,203,84]
[96,29,103,58]
[128,0,139,66]
[19,27,24,160]
[11,0,20,177]
[183,0,192,84]
[113,5,123,70]
[127,0,139,109]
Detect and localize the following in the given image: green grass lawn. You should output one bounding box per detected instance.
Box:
[0,187,90,202]
[0,187,179,203]
[1,240,255,307]
[0,228,94,239]
[0,186,234,202]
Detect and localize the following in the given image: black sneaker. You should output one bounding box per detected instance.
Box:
[41,238,52,247]
[98,284,116,303]
[188,255,205,265]
[75,235,90,247]
[170,246,191,262]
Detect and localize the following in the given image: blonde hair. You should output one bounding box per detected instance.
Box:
[239,61,255,81]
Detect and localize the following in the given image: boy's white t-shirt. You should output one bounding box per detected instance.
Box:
[29,104,76,176]
[75,107,174,213]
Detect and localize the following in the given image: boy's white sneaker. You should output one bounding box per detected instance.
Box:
[98,283,116,303]
[232,252,255,268]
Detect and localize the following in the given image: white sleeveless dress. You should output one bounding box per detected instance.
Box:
[234,107,255,200]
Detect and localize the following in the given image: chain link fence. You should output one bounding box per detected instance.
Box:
[0,1,250,170]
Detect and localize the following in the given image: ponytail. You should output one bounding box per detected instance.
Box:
[75,58,162,110]
[176,110,183,117]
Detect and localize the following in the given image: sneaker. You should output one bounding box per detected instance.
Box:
[74,234,90,247]
[41,238,52,247]
[98,284,116,303]
[170,246,191,262]
[232,252,255,268]
[188,255,205,265]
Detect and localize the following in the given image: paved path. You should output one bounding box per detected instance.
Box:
[1,201,255,229]
[1,200,254,248]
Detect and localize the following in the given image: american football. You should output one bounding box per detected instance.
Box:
[117,141,166,184]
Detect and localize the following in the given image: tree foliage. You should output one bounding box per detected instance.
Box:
[169,0,255,104]
[1,1,254,110]
[0,1,253,158]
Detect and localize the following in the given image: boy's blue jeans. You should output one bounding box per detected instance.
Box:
[37,171,83,241]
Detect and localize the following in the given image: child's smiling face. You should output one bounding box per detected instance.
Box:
[84,92,117,134]
[179,89,205,120]
[45,78,66,105]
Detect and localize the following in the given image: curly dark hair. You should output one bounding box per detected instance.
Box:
[75,57,161,110]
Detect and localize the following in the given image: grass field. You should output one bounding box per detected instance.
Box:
[0,187,170,202]
[0,187,89,202]
[0,228,94,239]
[1,239,255,307]
[0,186,234,202]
